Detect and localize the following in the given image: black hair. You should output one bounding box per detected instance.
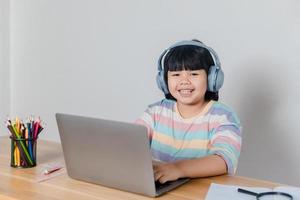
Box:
[163,41,219,101]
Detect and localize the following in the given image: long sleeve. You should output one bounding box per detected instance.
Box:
[207,105,242,175]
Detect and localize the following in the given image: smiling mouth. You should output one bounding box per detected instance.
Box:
[178,89,194,94]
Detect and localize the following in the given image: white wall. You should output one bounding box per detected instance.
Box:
[8,0,300,186]
[0,0,10,135]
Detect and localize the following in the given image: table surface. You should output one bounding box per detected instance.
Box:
[0,136,280,200]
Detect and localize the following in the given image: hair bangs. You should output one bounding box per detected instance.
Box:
[164,46,213,72]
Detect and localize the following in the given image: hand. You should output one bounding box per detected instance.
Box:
[153,162,183,184]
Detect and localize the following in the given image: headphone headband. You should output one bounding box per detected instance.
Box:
[157,40,221,72]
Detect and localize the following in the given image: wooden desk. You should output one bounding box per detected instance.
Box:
[0,136,280,200]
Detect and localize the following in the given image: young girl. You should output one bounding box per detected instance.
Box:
[136,40,242,184]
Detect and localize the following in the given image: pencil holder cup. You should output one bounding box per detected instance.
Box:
[10,136,37,168]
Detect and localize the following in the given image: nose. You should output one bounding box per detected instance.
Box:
[179,72,191,85]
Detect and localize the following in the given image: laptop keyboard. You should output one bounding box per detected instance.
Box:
[155,181,172,190]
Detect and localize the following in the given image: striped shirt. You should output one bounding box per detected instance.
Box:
[135,99,242,175]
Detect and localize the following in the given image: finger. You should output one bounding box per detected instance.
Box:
[158,175,168,184]
[153,166,160,174]
[154,172,163,181]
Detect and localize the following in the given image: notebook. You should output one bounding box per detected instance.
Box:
[55,113,190,197]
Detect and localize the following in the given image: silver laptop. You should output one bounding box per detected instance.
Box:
[55,113,190,197]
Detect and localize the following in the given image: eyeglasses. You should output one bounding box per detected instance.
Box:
[238,188,293,200]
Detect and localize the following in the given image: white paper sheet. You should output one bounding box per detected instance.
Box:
[205,183,300,200]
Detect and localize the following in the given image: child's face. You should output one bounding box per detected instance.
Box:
[167,69,207,106]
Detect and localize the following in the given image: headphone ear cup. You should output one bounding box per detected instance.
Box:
[156,70,169,94]
[214,68,224,91]
[208,65,224,92]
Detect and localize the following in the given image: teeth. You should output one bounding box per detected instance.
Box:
[179,90,192,94]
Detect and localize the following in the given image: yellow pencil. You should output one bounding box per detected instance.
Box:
[15,145,20,166]
[17,147,20,166]
[14,145,17,166]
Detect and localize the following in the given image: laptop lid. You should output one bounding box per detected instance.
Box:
[56,113,157,197]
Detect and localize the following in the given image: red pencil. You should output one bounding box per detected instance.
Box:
[44,166,63,175]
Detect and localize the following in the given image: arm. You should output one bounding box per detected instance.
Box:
[154,154,227,183]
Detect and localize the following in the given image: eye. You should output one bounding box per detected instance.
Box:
[191,73,199,76]
[171,73,180,76]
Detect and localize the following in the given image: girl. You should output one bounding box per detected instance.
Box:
[136,40,242,184]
